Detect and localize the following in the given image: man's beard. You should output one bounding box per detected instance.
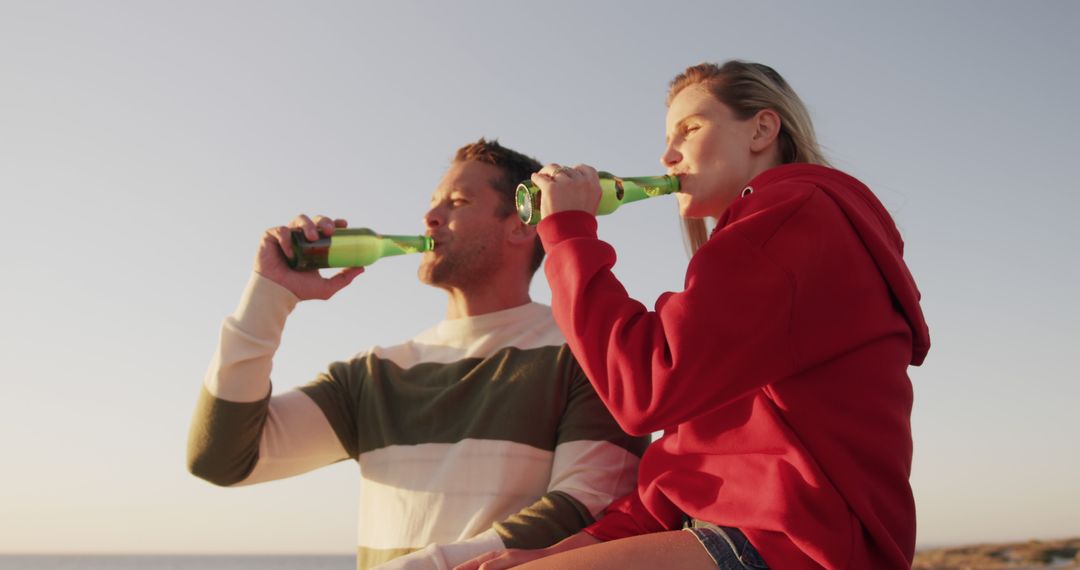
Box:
[417,243,500,290]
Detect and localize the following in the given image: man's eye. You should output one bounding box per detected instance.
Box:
[451,199,468,207]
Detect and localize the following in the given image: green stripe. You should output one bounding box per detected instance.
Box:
[299,345,647,457]
[356,546,418,570]
[559,361,650,457]
[186,385,269,486]
[494,490,595,549]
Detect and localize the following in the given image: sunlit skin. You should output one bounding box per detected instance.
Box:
[255,160,538,320]
[533,84,783,221]
[456,90,786,570]
[458,530,727,570]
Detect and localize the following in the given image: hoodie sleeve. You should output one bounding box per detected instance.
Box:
[583,491,675,541]
[537,210,799,436]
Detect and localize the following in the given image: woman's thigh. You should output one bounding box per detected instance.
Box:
[513,531,717,570]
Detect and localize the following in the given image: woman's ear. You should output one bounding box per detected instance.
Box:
[750,109,782,153]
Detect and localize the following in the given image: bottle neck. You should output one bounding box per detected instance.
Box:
[595,173,679,215]
[605,174,679,205]
[379,234,434,256]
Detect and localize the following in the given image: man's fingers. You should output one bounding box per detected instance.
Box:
[452,550,502,570]
[333,267,365,286]
[478,554,516,570]
[315,267,364,299]
[312,215,336,236]
[265,226,294,258]
[290,214,318,241]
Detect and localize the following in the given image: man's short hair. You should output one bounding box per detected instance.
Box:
[454,138,545,275]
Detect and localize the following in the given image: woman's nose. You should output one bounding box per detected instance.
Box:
[661,143,682,169]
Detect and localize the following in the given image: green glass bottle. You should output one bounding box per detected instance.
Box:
[288,228,433,270]
[515,172,680,225]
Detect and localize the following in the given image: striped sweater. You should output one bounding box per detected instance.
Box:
[187,273,646,569]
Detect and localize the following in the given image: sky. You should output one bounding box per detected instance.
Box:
[1,0,1078,555]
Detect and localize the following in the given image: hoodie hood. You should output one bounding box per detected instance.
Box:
[745,163,930,365]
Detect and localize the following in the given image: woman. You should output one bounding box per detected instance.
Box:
[456,61,930,570]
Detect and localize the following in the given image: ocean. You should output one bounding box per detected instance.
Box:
[0,555,355,570]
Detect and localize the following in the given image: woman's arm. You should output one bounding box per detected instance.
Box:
[538,211,796,435]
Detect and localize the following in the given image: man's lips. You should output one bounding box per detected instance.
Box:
[426,234,449,251]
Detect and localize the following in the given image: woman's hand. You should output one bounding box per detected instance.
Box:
[531,163,602,220]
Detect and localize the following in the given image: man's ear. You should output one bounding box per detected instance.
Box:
[507,217,537,246]
[749,109,782,153]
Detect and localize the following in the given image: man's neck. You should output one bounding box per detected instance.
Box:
[442,274,532,320]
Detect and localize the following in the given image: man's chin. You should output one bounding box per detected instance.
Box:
[417,264,434,285]
[417,261,447,287]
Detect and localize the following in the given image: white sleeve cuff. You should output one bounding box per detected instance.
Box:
[232,272,299,336]
[203,273,299,402]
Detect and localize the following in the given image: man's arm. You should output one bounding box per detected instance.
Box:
[186,273,350,485]
[493,360,648,547]
[187,214,363,485]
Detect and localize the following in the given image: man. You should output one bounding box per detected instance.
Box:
[187,139,647,570]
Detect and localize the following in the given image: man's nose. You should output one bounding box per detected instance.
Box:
[424,205,443,229]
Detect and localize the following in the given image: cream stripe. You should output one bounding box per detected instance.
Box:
[549,440,641,516]
[236,390,349,486]
[205,273,298,402]
[370,304,566,369]
[356,440,553,549]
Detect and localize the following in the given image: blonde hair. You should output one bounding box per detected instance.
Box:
[668,61,830,253]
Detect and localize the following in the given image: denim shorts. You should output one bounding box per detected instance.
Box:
[683,519,769,569]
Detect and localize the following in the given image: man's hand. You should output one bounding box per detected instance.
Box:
[452,532,600,570]
[452,548,548,570]
[254,214,364,300]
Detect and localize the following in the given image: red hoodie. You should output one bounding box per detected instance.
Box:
[537,164,930,569]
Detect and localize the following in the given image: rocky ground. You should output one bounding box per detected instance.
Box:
[913,537,1080,569]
